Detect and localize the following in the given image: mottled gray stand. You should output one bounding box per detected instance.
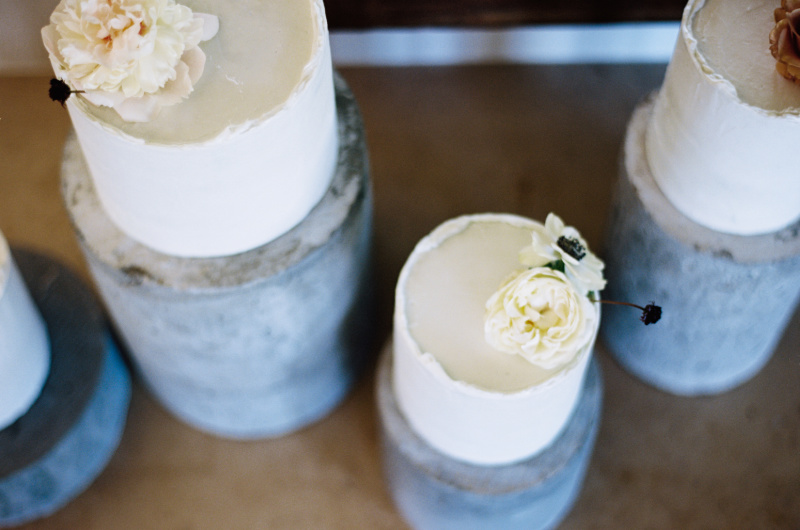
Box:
[602,97,800,396]
[377,345,603,530]
[0,250,130,527]
[61,75,373,438]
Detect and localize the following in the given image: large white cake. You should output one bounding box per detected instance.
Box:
[393,214,602,466]
[646,0,800,235]
[43,0,338,257]
[0,231,50,430]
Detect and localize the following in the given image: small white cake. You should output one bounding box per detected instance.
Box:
[0,232,50,430]
[43,0,338,257]
[393,214,601,466]
[646,0,800,235]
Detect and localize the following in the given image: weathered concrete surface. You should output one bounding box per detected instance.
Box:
[377,344,603,530]
[0,251,130,526]
[602,97,800,396]
[61,75,374,438]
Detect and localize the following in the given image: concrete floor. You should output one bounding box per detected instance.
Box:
[0,64,798,528]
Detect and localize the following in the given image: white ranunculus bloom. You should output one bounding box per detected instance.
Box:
[484,267,596,369]
[519,213,606,296]
[42,0,219,122]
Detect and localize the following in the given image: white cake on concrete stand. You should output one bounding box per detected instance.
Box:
[0,234,130,526]
[602,0,800,395]
[46,0,373,437]
[379,214,604,529]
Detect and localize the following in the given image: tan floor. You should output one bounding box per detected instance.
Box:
[1,65,798,529]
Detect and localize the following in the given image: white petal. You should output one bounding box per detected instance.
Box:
[182,46,206,85]
[196,13,219,41]
[113,95,162,122]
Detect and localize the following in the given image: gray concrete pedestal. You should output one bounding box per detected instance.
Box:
[61,74,374,438]
[377,344,603,530]
[602,96,800,396]
[0,250,130,527]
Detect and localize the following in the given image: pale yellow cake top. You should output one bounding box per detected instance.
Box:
[75,0,321,144]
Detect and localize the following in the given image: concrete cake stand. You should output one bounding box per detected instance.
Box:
[0,250,130,526]
[376,343,603,530]
[601,95,800,396]
[60,74,374,438]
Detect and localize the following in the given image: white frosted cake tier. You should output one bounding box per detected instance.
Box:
[0,232,50,430]
[646,0,800,235]
[61,0,338,257]
[393,214,599,466]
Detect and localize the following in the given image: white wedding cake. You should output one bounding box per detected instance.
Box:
[43,0,338,257]
[0,231,50,430]
[646,0,800,235]
[393,214,603,466]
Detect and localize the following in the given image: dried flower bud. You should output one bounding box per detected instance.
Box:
[770,0,800,83]
[48,78,77,106]
[640,303,662,325]
[590,297,663,326]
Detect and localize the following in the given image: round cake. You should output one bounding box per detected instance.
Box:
[393,214,601,466]
[645,0,800,235]
[44,0,338,257]
[0,232,50,430]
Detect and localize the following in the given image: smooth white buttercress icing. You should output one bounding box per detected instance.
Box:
[646,0,800,235]
[61,0,338,257]
[393,214,598,466]
[0,232,50,430]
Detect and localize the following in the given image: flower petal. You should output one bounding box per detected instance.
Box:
[42,0,216,122]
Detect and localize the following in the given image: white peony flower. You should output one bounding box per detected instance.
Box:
[484,267,597,369]
[42,0,219,122]
[519,213,606,296]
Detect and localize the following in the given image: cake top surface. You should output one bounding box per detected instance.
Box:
[690,0,800,111]
[71,0,321,144]
[401,215,590,394]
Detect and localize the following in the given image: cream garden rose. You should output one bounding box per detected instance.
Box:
[519,213,606,296]
[484,267,597,370]
[42,0,219,122]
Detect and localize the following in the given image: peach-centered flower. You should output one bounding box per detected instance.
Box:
[42,0,219,122]
[770,0,800,83]
[484,267,597,369]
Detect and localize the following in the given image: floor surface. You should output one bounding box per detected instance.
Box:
[0,64,798,529]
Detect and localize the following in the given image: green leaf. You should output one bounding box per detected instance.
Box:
[545,259,565,273]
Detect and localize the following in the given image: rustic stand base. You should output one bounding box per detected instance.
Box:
[602,96,800,396]
[0,251,130,527]
[61,75,374,438]
[376,344,602,530]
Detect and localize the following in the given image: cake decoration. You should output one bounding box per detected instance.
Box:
[519,213,606,296]
[557,235,586,261]
[484,213,602,370]
[42,0,219,122]
[770,0,800,83]
[595,299,662,325]
[484,266,597,369]
[485,212,660,369]
[48,78,83,106]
